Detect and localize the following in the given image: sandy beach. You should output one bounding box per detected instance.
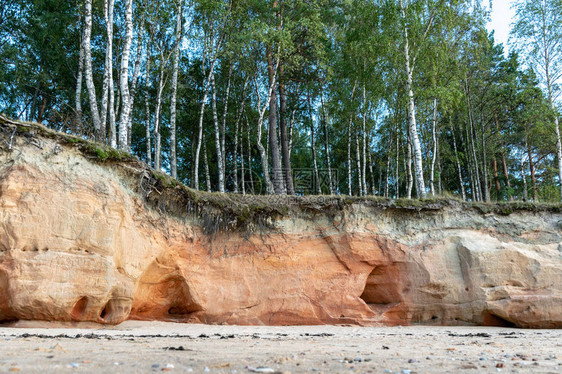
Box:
[0,322,560,373]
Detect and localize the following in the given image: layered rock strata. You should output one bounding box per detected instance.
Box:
[0,121,560,328]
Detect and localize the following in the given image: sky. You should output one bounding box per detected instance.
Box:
[486,0,516,53]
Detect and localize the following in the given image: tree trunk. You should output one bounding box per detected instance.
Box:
[308,93,321,195]
[450,121,466,201]
[101,0,114,144]
[267,47,286,195]
[493,157,501,194]
[169,1,182,179]
[354,127,363,196]
[83,0,102,139]
[253,75,274,195]
[543,34,562,199]
[384,137,391,198]
[234,112,240,194]
[193,41,219,189]
[320,90,334,194]
[144,41,152,167]
[256,103,273,195]
[127,13,147,149]
[406,131,413,199]
[401,1,426,198]
[118,0,134,151]
[430,98,438,196]
[346,81,358,195]
[211,72,225,193]
[501,152,513,200]
[361,85,368,196]
[239,115,245,195]
[368,133,375,196]
[246,115,254,193]
[75,23,84,127]
[232,79,249,194]
[463,121,477,201]
[527,138,538,201]
[279,69,294,195]
[481,135,490,202]
[153,60,165,171]
[347,117,353,195]
[521,152,528,201]
[395,133,400,198]
[203,133,211,192]
[145,81,152,167]
[466,87,482,201]
[221,65,232,173]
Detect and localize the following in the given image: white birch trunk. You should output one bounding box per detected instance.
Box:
[75,24,84,126]
[83,0,102,138]
[170,1,182,179]
[211,72,225,193]
[346,81,358,196]
[355,129,363,196]
[406,132,413,199]
[109,67,116,147]
[367,133,375,195]
[239,118,245,195]
[308,94,321,194]
[361,85,368,196]
[401,0,426,198]
[253,69,279,195]
[145,82,152,167]
[118,0,134,151]
[395,134,399,198]
[221,65,232,171]
[430,98,438,196]
[247,116,253,193]
[101,0,114,143]
[127,15,146,148]
[193,36,222,190]
[145,42,152,167]
[153,61,165,171]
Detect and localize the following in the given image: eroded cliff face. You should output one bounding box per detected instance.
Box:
[0,122,561,328]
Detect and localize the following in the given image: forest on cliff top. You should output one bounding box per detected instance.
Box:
[1,0,562,202]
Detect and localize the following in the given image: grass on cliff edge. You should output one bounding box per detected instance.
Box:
[0,114,136,163]
[2,115,562,234]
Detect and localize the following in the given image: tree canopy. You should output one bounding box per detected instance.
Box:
[1,0,561,202]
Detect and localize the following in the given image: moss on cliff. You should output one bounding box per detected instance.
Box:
[0,115,137,164]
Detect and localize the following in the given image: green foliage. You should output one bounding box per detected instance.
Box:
[3,0,562,203]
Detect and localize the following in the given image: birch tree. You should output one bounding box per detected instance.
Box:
[170,0,182,179]
[101,0,114,145]
[118,0,134,150]
[512,0,562,199]
[83,0,102,139]
[398,0,445,198]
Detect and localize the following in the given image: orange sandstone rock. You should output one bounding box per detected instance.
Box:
[0,132,560,328]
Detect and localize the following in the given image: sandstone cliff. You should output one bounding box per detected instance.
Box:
[0,118,561,328]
